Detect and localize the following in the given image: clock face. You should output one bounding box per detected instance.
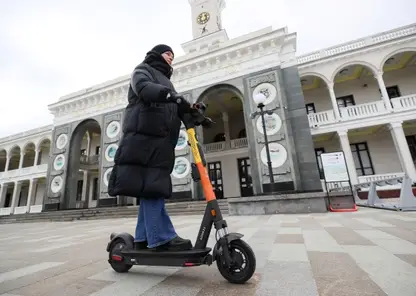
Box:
[197,12,210,25]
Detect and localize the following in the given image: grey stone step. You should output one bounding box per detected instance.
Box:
[0,200,229,224]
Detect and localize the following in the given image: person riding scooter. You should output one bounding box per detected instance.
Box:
[108,44,193,252]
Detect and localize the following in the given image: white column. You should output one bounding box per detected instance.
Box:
[388,121,416,181]
[5,156,10,171]
[222,112,230,139]
[18,152,25,169]
[327,83,341,120]
[375,71,393,111]
[337,130,358,184]
[25,179,37,212]
[0,184,7,207]
[81,170,90,206]
[10,181,22,213]
[33,149,40,166]
[222,112,230,148]
[86,133,91,156]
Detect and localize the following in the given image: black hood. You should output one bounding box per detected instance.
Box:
[142,51,173,79]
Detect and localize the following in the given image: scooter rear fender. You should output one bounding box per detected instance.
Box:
[106,232,134,252]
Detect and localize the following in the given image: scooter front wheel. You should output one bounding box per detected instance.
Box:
[109,239,133,273]
[216,239,256,284]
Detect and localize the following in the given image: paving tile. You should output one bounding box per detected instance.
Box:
[255,261,318,296]
[345,245,416,296]
[298,217,324,229]
[394,254,416,268]
[303,229,344,252]
[356,229,416,254]
[308,251,387,296]
[277,227,302,234]
[324,227,375,246]
[268,243,309,262]
[375,226,416,244]
[380,217,416,230]
[274,234,304,244]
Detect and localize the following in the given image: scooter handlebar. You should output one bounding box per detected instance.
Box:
[175,98,214,129]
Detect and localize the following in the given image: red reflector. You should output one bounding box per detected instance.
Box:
[184,262,195,266]
[112,255,123,261]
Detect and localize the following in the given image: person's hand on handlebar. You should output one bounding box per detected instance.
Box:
[166,92,191,113]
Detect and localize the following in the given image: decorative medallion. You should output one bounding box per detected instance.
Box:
[256,113,282,135]
[105,144,118,162]
[252,82,277,105]
[171,157,191,179]
[56,134,68,149]
[260,143,288,168]
[175,130,188,150]
[106,121,121,139]
[53,154,65,171]
[51,176,63,193]
[103,168,112,187]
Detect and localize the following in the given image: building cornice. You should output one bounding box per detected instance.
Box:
[0,125,53,145]
[297,23,416,67]
[48,26,296,126]
[47,23,416,127]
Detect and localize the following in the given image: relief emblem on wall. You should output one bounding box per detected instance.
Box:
[256,113,282,136]
[53,154,65,171]
[175,130,188,151]
[105,144,118,162]
[260,142,288,168]
[106,121,121,139]
[56,134,68,150]
[252,82,277,106]
[171,156,191,179]
[50,175,63,193]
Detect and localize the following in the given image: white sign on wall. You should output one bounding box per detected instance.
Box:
[320,152,350,182]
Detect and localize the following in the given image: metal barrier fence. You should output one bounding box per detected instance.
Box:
[353,175,416,211]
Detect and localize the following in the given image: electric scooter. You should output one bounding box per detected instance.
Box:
[106,101,256,284]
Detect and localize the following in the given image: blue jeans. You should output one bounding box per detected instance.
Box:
[134,197,177,248]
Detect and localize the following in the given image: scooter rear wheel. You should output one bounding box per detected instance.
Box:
[109,239,133,273]
[216,239,256,284]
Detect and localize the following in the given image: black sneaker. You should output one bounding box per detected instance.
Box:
[134,241,148,250]
[155,236,193,252]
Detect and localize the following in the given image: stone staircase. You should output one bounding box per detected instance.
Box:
[0,200,229,224]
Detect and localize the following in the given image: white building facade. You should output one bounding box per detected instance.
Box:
[0,0,415,215]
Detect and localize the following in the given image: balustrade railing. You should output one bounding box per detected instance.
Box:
[391,94,416,111]
[0,164,48,182]
[230,138,248,149]
[80,155,100,165]
[203,138,248,154]
[308,110,336,127]
[308,94,416,128]
[339,100,388,119]
[297,23,416,65]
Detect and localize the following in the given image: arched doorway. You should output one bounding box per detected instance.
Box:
[331,62,387,119]
[64,119,102,209]
[381,49,416,107]
[0,149,7,172]
[21,142,36,168]
[196,84,253,198]
[7,145,21,171]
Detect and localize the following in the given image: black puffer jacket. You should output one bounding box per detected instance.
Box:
[108,51,182,199]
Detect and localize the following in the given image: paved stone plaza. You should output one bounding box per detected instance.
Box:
[0,208,415,296]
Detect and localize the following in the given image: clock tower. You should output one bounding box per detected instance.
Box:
[189,0,226,39]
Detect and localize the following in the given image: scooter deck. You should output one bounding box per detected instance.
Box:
[121,247,211,258]
[118,248,213,267]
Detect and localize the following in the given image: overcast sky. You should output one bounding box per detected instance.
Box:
[0,0,415,138]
